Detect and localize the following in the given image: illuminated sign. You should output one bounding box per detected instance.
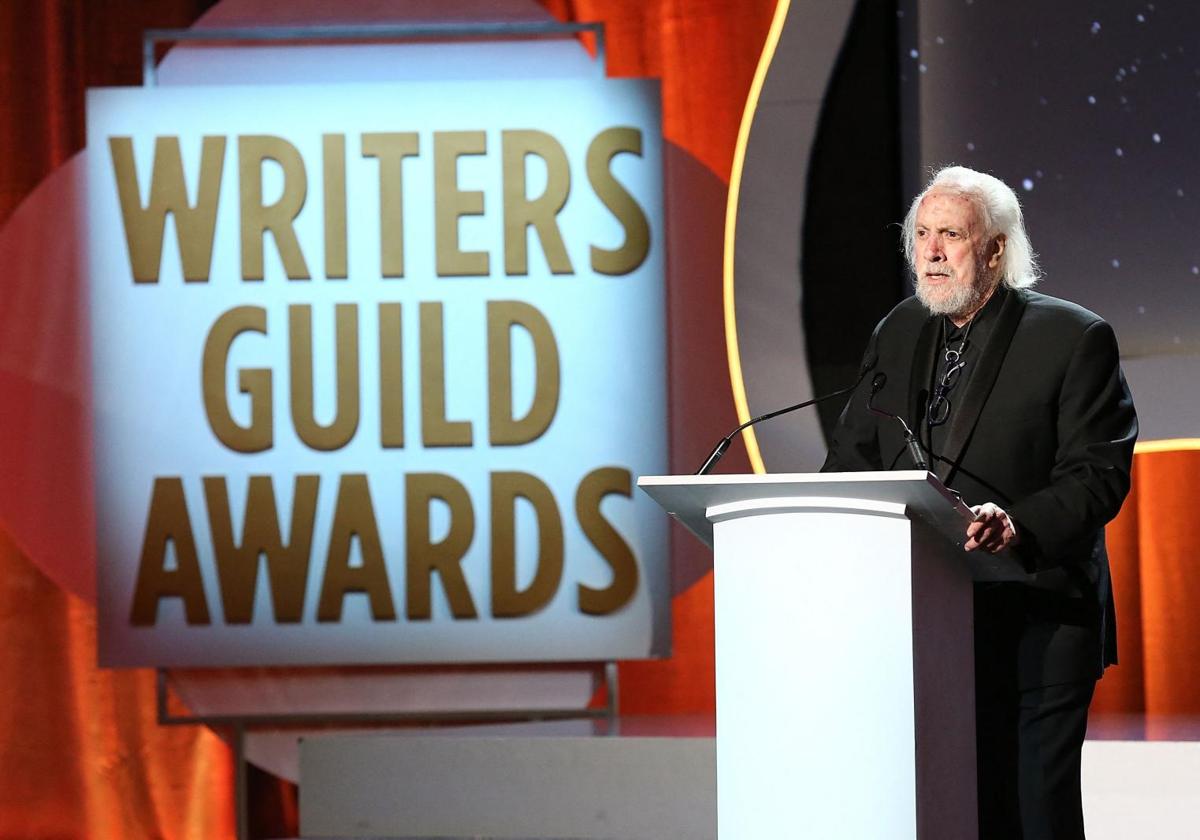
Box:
[87,78,667,666]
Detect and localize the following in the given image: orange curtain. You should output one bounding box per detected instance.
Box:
[0,531,236,839]
[1094,448,1200,716]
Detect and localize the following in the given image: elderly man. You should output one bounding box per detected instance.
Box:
[823,166,1137,840]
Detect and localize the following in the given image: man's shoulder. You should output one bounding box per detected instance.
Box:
[1016,288,1109,333]
[870,287,1111,340]
[876,294,931,332]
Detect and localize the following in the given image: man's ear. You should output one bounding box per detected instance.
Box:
[988,234,1007,269]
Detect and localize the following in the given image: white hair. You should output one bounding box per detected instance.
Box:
[901,165,1040,289]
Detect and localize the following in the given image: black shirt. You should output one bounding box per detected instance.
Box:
[924,284,1008,465]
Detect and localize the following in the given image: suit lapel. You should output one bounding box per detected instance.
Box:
[907,313,941,433]
[934,288,1028,483]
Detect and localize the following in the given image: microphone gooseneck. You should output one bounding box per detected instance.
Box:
[866,373,929,471]
[693,355,878,475]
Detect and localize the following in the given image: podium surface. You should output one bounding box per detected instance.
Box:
[638,471,1010,839]
[639,470,1027,582]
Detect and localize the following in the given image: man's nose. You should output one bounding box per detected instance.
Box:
[923,235,943,260]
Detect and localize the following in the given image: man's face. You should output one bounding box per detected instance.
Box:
[913,191,1004,320]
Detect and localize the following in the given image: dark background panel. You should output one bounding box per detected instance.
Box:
[803,0,908,436]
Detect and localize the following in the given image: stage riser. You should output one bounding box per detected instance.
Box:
[300,735,716,839]
[299,734,1199,839]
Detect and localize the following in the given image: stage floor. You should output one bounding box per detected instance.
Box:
[1082,713,1200,840]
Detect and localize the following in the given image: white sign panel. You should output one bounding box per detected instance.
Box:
[87,78,667,666]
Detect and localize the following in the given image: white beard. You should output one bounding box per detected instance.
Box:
[914,272,983,318]
[914,258,996,319]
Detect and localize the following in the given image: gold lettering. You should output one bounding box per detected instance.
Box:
[576,467,639,615]
[487,300,559,445]
[109,135,224,283]
[130,477,211,625]
[379,302,405,448]
[362,132,420,278]
[323,133,348,279]
[405,473,477,620]
[490,472,563,618]
[316,474,396,621]
[434,130,489,276]
[238,135,311,280]
[202,305,272,453]
[587,127,650,276]
[204,475,318,623]
[289,303,360,451]
[502,129,573,275]
[420,301,473,446]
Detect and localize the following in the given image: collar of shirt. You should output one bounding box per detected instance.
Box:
[943,282,1008,347]
[926,283,1009,455]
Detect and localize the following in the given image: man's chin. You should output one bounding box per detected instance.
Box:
[919,289,989,321]
[915,284,967,316]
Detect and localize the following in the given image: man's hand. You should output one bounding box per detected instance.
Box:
[965,502,1019,553]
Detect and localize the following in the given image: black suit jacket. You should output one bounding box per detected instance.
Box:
[823,287,1138,688]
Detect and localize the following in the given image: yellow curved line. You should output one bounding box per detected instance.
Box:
[1134,438,1200,454]
[724,0,791,475]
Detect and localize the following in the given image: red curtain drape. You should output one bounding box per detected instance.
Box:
[1,3,235,837]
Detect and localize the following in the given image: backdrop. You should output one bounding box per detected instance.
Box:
[1,2,1196,839]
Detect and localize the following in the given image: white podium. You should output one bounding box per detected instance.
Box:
[639,470,1028,840]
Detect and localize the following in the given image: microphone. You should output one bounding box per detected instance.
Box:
[694,354,877,475]
[866,373,928,470]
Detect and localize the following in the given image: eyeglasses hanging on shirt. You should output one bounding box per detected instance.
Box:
[927,316,975,428]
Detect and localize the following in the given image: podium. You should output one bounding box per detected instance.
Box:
[638,470,1028,840]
